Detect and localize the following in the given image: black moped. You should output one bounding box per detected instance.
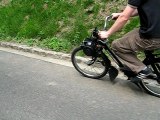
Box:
[71,16,160,97]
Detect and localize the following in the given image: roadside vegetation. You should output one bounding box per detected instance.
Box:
[0,0,139,53]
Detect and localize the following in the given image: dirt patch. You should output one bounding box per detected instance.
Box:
[0,0,11,6]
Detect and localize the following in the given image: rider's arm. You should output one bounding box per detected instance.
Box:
[131,9,138,16]
[99,5,137,39]
[112,9,138,19]
[108,6,137,36]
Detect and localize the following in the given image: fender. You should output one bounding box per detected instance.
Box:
[100,52,118,81]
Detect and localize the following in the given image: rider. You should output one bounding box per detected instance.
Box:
[99,0,160,79]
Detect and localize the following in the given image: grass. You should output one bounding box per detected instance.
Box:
[0,0,138,53]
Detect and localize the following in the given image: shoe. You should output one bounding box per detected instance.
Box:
[137,67,152,79]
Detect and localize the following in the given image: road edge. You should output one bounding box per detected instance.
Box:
[0,41,127,79]
[0,41,71,61]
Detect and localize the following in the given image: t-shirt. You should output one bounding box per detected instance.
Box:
[128,0,160,39]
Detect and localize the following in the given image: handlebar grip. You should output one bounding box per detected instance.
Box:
[106,15,113,21]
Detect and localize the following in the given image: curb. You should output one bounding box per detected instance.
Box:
[0,41,127,79]
[0,42,71,61]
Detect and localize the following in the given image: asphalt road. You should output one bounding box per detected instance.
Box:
[0,49,160,120]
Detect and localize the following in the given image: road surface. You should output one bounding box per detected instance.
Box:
[0,48,159,120]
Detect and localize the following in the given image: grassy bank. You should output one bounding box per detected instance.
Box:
[0,0,139,53]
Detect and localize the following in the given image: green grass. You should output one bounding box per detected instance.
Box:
[0,0,138,53]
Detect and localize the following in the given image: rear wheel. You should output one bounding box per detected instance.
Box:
[71,47,109,79]
[140,63,160,97]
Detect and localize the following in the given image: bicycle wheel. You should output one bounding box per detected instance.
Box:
[71,47,109,79]
[140,63,160,97]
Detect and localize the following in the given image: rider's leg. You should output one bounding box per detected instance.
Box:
[111,28,160,74]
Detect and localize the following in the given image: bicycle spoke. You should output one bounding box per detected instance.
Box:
[71,47,109,79]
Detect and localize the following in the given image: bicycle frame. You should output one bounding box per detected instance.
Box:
[102,41,124,67]
[97,40,137,79]
[144,51,160,83]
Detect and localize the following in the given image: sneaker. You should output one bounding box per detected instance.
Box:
[137,67,152,79]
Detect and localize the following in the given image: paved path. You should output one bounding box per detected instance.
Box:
[0,48,160,120]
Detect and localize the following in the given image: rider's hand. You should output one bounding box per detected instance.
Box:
[98,31,110,40]
[111,13,121,20]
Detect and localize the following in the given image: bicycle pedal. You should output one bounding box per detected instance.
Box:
[130,77,142,83]
[134,82,143,90]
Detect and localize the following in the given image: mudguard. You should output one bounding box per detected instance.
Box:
[109,66,119,81]
[101,52,118,81]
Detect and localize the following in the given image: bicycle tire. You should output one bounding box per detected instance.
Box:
[140,64,160,97]
[71,47,109,79]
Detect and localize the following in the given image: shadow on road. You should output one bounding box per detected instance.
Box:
[97,75,147,96]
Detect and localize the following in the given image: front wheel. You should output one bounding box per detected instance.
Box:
[71,47,109,79]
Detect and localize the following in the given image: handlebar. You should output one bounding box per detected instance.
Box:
[104,15,112,30]
[92,15,112,39]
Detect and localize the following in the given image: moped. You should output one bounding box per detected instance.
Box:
[71,16,160,97]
